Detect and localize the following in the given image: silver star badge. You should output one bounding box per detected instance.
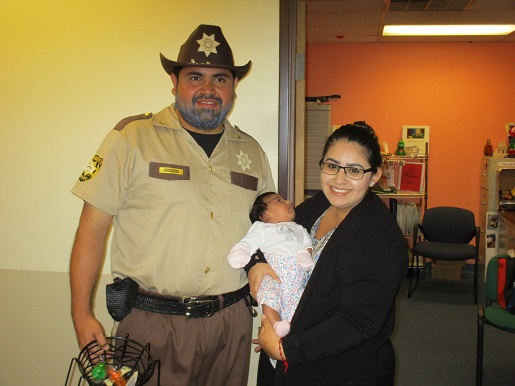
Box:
[236,151,252,171]
[196,33,220,57]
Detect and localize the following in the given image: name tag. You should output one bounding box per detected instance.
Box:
[149,162,190,180]
[159,167,184,175]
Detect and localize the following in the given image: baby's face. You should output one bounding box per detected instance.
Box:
[261,194,295,223]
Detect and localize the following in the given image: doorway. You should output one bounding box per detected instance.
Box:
[278,0,306,205]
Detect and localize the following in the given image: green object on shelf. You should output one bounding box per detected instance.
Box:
[395,139,406,156]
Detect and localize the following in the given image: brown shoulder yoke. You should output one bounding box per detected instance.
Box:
[113,112,153,131]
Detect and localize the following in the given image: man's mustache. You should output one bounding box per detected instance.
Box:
[192,94,222,105]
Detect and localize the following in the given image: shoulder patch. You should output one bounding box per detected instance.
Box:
[113,112,153,131]
[79,154,103,182]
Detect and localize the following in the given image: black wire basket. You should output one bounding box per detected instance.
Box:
[65,335,160,386]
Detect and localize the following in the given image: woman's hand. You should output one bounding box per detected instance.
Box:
[256,314,282,360]
[248,263,281,300]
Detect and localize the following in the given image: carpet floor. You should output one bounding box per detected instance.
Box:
[392,271,515,386]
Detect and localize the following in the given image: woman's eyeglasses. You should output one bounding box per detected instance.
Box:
[319,161,374,180]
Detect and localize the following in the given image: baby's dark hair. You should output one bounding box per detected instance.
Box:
[249,192,276,223]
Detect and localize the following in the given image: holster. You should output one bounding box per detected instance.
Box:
[106,277,140,322]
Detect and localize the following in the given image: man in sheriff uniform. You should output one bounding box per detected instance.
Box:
[70,24,275,385]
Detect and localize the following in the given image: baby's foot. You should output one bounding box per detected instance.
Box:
[273,320,291,337]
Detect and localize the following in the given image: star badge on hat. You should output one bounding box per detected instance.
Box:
[160,24,251,80]
[197,33,220,57]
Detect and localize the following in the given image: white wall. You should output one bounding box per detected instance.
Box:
[0,1,279,384]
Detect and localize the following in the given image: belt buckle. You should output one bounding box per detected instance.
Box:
[180,297,215,318]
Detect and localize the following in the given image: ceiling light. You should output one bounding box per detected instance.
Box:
[383,25,515,36]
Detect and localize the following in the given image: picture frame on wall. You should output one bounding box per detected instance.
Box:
[402,125,430,155]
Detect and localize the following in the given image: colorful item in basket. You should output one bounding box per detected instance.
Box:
[101,366,137,386]
[91,362,107,381]
[107,367,127,386]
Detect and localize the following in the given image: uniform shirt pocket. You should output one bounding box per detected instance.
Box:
[230,171,259,213]
[147,162,190,204]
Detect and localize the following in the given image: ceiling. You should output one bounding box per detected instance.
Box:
[305,0,515,43]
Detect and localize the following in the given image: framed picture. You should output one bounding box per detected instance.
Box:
[402,125,430,155]
[486,212,499,249]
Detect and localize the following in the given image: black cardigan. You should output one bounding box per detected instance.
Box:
[257,190,408,386]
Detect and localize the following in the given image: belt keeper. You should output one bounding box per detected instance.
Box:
[217,294,224,311]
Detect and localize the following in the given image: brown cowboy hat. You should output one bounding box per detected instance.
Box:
[160,24,251,81]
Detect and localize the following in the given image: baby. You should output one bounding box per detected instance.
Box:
[227,192,313,337]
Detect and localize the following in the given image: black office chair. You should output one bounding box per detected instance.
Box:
[476,254,515,385]
[408,206,479,303]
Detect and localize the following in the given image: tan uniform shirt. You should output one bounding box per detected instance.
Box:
[72,106,275,296]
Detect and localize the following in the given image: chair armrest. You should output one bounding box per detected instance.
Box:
[413,223,421,248]
[474,226,480,251]
[477,305,485,325]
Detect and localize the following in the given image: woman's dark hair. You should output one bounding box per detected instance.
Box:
[249,192,276,223]
[320,121,382,172]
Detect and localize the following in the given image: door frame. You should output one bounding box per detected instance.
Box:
[278,0,305,204]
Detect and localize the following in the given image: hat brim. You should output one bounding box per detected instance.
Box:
[160,53,251,81]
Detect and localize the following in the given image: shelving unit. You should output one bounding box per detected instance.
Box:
[498,212,515,254]
[375,154,428,223]
[304,103,332,199]
[480,156,515,274]
[374,154,428,269]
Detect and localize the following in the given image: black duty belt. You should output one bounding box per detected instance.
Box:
[134,285,250,318]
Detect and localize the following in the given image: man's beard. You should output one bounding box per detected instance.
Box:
[175,94,233,130]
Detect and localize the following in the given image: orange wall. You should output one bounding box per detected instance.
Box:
[306,42,515,221]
